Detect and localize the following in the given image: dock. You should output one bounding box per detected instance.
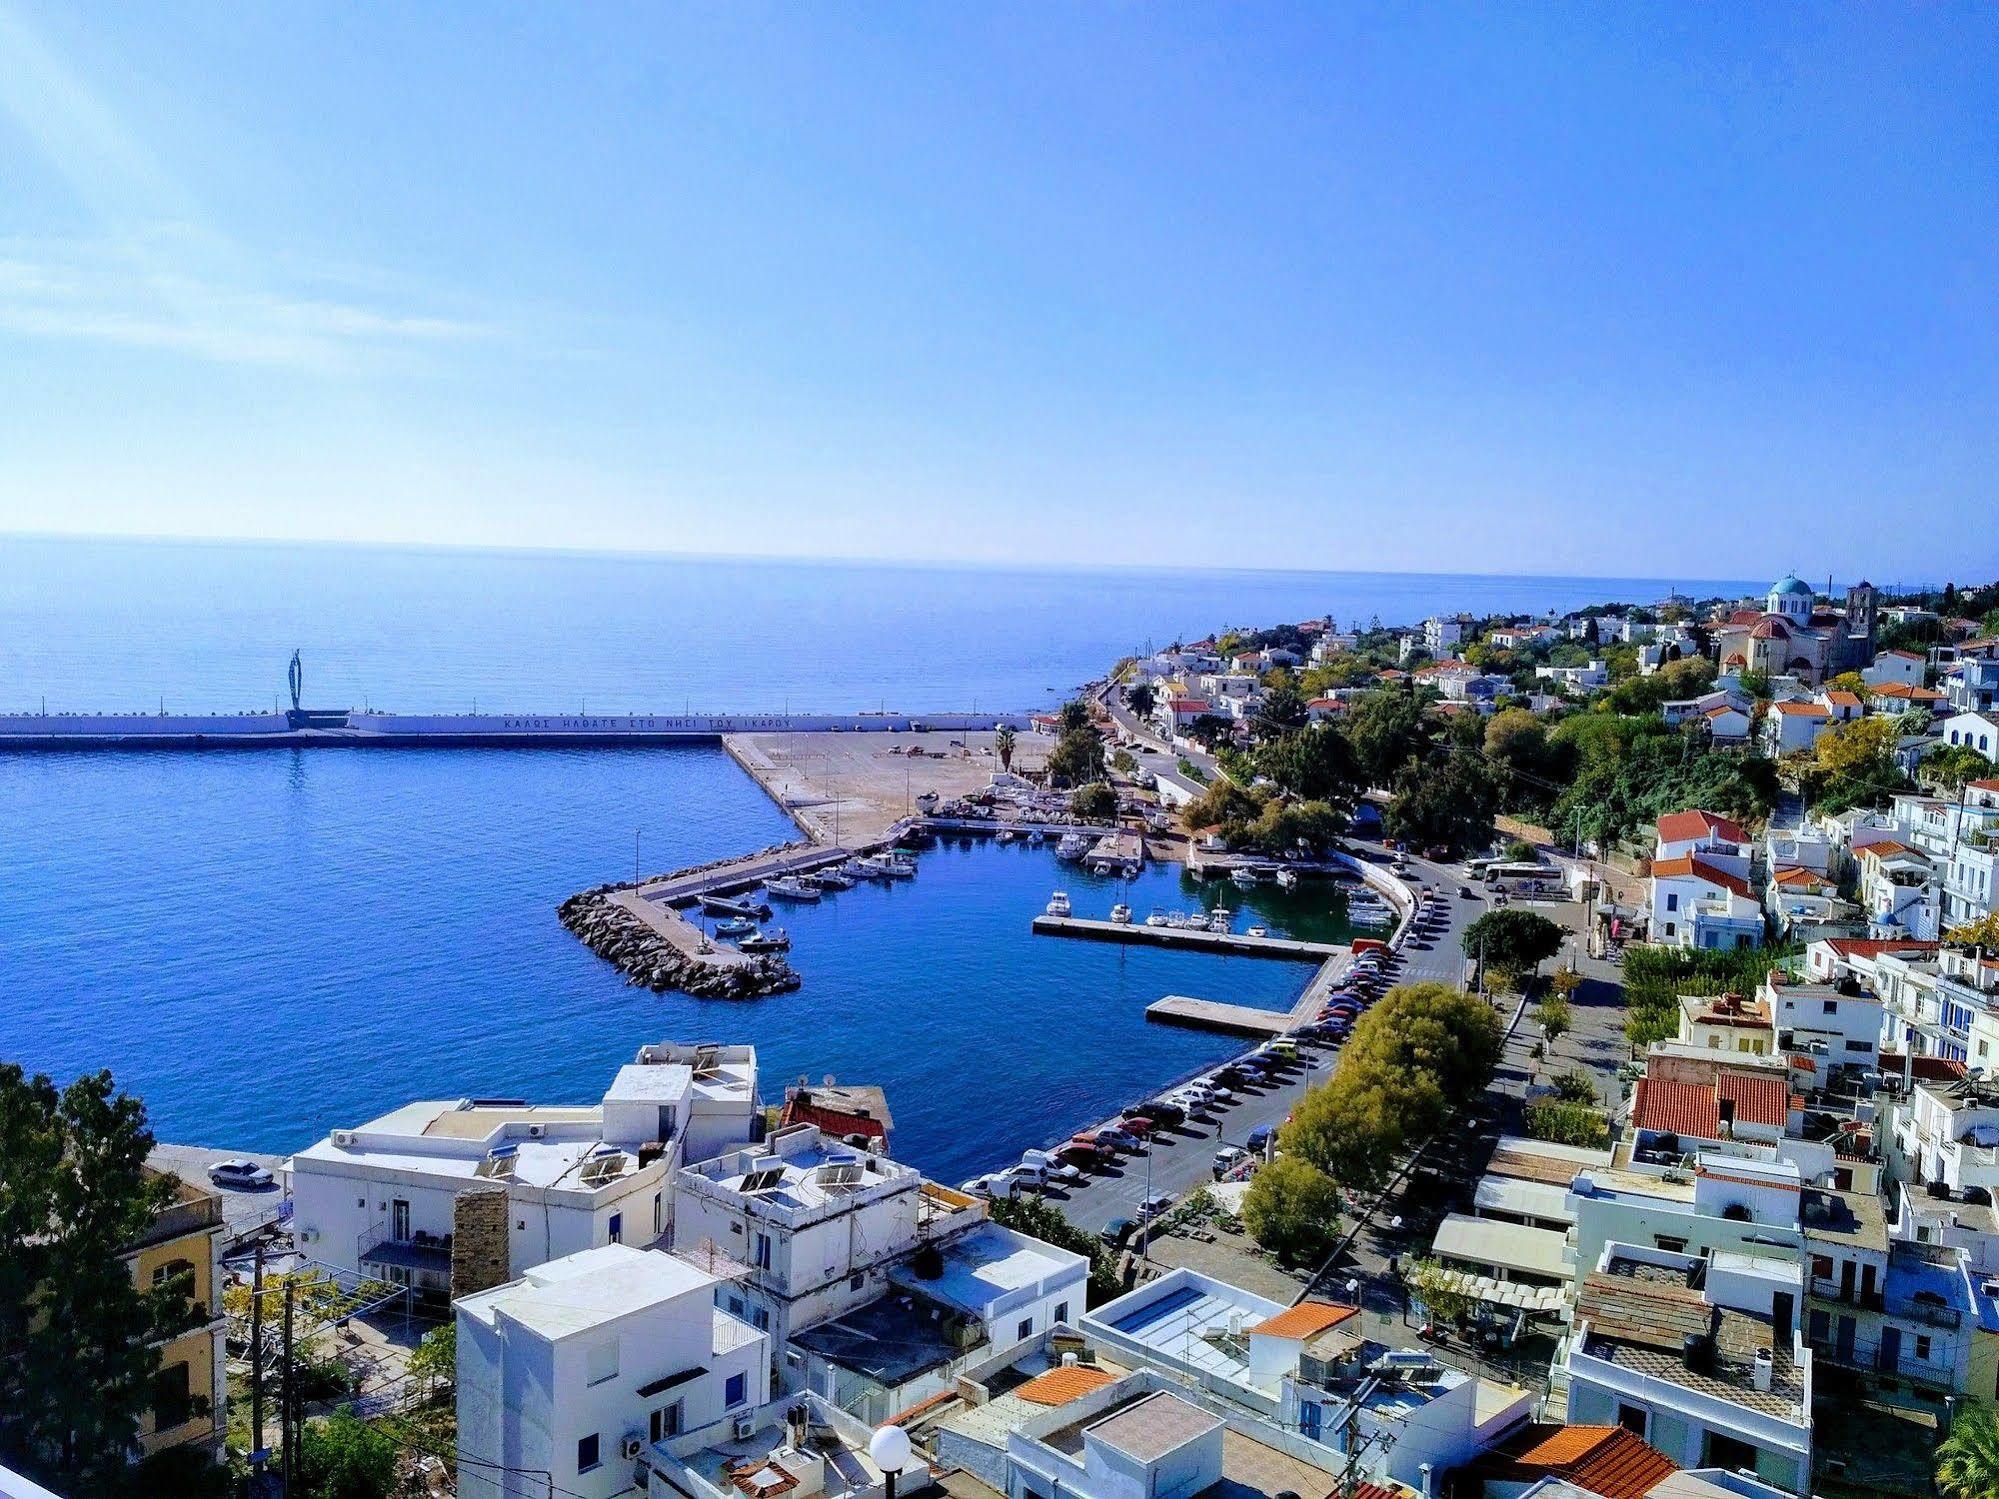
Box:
[1030,915,1345,961]
[1145,996,1295,1038]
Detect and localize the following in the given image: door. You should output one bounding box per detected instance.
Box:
[1836,1315,1857,1364]
[391,1199,411,1241]
[1879,1325,1902,1375]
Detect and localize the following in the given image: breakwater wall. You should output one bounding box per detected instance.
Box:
[0,708,1034,750]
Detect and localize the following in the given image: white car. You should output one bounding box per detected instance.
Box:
[207,1159,274,1190]
[1201,1081,1236,1104]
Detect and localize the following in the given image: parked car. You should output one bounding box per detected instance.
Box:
[1114,1114,1156,1138]
[1213,1145,1248,1177]
[1141,1192,1175,1219]
[207,1159,274,1189]
[1003,1162,1055,1189]
[1020,1149,1083,1183]
[1130,1099,1186,1128]
[1101,1217,1138,1247]
[1246,1125,1274,1154]
[1096,1125,1143,1151]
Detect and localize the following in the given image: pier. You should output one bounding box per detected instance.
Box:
[1029,915,1345,960]
[1145,996,1296,1038]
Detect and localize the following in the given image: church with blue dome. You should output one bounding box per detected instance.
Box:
[1711,573,1878,685]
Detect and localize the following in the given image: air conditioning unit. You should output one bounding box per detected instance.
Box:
[528,1123,547,1138]
[734,1416,757,1440]
[332,1131,355,1147]
[621,1432,645,1461]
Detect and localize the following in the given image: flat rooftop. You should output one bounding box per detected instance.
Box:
[792,1291,969,1386]
[891,1223,1085,1318]
[1086,1274,1285,1389]
[458,1244,719,1340]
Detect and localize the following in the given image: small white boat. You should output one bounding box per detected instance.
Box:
[715,915,757,936]
[882,852,917,878]
[1057,833,1091,861]
[1209,905,1232,932]
[1145,909,1169,928]
[1231,867,1261,888]
[804,868,855,891]
[1276,869,1299,890]
[997,828,1017,845]
[851,856,894,880]
[1046,891,1072,917]
[766,877,822,902]
[1110,903,1132,925]
[1247,925,1270,938]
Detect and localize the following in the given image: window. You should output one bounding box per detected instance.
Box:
[1704,1432,1759,1474]
[1666,893,1679,912]
[578,1433,601,1473]
[755,1232,772,1270]
[1823,999,1838,1014]
[1917,1335,1933,1360]
[1663,922,1676,937]
[1655,1236,1688,1254]
[850,1273,864,1292]
[1054,1302,1070,1326]
[729,1296,745,1317]
[608,1212,622,1245]
[1017,1317,1034,1341]
[726,1372,747,1407]
[151,1360,192,1430]
[654,1193,664,1235]
[751,1306,770,1331]
[650,1402,682,1443]
[1615,1402,1647,1437]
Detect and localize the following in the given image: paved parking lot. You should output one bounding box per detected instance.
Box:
[1046,844,1487,1239]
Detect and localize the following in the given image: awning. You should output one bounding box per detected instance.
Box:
[1430,1213,1570,1282]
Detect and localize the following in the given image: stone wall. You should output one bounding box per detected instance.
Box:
[452,1186,512,1299]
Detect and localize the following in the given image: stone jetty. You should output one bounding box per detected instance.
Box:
[559,884,801,998]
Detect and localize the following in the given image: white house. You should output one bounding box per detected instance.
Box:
[1761,700,1833,757]
[287,1042,759,1299]
[1865,650,1928,689]
[1650,857,1762,950]
[1557,1242,1813,1493]
[1424,615,1468,656]
[1765,974,1880,1072]
[1938,710,1999,759]
[456,1244,770,1499]
[1535,661,1608,692]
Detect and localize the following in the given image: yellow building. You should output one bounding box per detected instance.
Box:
[126,1166,229,1459]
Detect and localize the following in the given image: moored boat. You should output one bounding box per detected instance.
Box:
[1056,833,1091,861]
[804,868,855,891]
[1110,902,1132,925]
[766,876,822,902]
[1046,891,1072,917]
[1276,869,1299,890]
[739,926,790,952]
[714,915,757,936]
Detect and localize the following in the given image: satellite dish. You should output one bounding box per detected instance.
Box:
[869,1425,912,1475]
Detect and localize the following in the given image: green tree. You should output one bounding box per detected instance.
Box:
[1462,909,1566,983]
[995,725,1017,773]
[0,1066,189,1496]
[1522,1100,1611,1147]
[1386,743,1498,854]
[1239,1157,1343,1264]
[1071,782,1118,820]
[1533,994,1573,1064]
[1126,682,1156,720]
[1344,688,1432,786]
[1922,742,1994,794]
[1058,699,1091,736]
[296,1411,401,1499]
[408,1321,457,1400]
[1253,724,1363,806]
[1252,682,1310,742]
[1937,1405,1999,1499]
[1047,721,1107,789]
[1947,913,1999,951]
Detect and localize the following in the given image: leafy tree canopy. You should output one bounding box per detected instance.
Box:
[1239,1157,1343,1265]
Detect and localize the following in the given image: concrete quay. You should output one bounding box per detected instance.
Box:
[1030,915,1345,961]
[1145,996,1295,1038]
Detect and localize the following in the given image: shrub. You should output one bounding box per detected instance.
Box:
[1240,1157,1343,1264]
[1523,1100,1611,1147]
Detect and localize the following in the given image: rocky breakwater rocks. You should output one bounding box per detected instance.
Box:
[559,887,802,999]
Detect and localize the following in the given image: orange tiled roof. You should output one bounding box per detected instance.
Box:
[1016,1365,1117,1405]
[1632,1077,1720,1139]
[1656,810,1747,845]
[1857,840,1922,862]
[1773,866,1830,888]
[1820,937,1940,959]
[1250,1300,1359,1340]
[1649,855,1754,900]
[1774,701,1829,717]
[1475,1424,1679,1499]
[1825,690,1862,708]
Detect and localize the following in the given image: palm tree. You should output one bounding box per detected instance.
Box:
[996,725,1016,774]
[1939,1406,1999,1499]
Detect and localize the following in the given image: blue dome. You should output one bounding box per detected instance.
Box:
[1772,575,1813,596]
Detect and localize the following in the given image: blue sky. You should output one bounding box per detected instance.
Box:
[1,4,1994,578]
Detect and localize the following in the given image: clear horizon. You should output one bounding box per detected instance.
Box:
[3,6,1995,579]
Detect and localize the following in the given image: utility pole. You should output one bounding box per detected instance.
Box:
[250,1245,266,1488]
[281,1279,296,1497]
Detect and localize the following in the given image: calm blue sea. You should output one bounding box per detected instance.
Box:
[0,536,1760,1181]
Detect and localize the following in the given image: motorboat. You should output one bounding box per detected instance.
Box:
[1247,925,1270,938]
[766,877,822,902]
[804,868,855,891]
[700,892,771,919]
[1057,833,1091,861]
[1110,902,1133,925]
[714,915,757,936]
[881,851,918,878]
[1230,867,1261,888]
[1276,869,1299,890]
[1046,891,1072,917]
[997,828,1017,844]
[850,856,894,880]
[739,927,790,952]
[1145,909,1169,928]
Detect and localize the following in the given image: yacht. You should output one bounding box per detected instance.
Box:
[804,868,855,892]
[1056,833,1091,861]
[1110,902,1132,925]
[1046,891,1072,917]
[1145,909,1169,928]
[1209,905,1233,932]
[766,877,822,902]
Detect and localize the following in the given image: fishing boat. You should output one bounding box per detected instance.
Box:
[1276,869,1299,891]
[881,851,917,878]
[739,927,790,952]
[766,877,822,902]
[804,868,855,892]
[1056,833,1091,861]
[1110,902,1132,925]
[1046,891,1072,917]
[714,915,757,936]
[1145,909,1169,928]
[850,856,894,881]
